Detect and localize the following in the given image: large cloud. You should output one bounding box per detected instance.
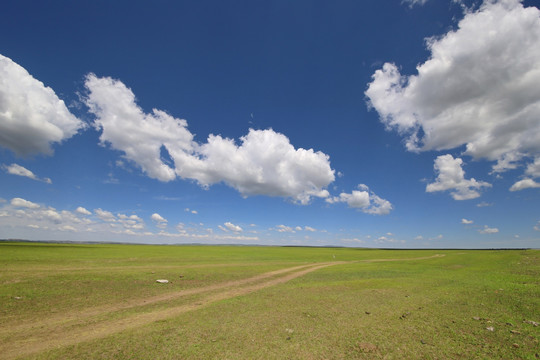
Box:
[84,74,335,204]
[0,54,84,156]
[426,154,491,200]
[366,0,540,179]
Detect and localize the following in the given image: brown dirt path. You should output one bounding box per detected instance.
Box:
[2,254,446,359]
[0,263,318,337]
[1,262,341,359]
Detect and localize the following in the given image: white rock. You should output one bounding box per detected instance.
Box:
[156,279,169,284]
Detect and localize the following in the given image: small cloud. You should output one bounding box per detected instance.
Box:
[3,163,52,184]
[59,225,77,232]
[75,207,92,215]
[402,0,429,8]
[224,222,242,233]
[510,178,540,191]
[275,225,295,233]
[476,202,493,208]
[326,184,392,215]
[11,198,40,209]
[95,208,116,222]
[461,218,474,224]
[479,225,499,234]
[304,226,316,232]
[295,226,303,231]
[151,213,168,228]
[533,221,540,232]
[414,235,423,240]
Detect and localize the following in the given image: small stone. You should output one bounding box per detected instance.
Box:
[512,343,520,348]
[156,279,169,284]
[524,320,539,327]
[506,322,514,326]
[486,326,494,331]
[365,311,371,315]
[420,339,427,345]
[13,296,22,300]
[510,330,521,335]
[286,336,291,340]
[473,316,481,321]
[285,328,294,334]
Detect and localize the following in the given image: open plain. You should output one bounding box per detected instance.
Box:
[0,242,538,359]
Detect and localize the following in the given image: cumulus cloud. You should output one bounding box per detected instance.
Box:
[223,222,243,233]
[510,178,540,191]
[461,218,474,224]
[94,208,116,222]
[426,155,491,200]
[3,163,51,184]
[151,213,168,228]
[11,197,40,209]
[75,207,92,215]
[366,0,540,181]
[0,54,84,156]
[84,74,334,204]
[479,225,499,234]
[326,184,393,215]
[275,225,295,233]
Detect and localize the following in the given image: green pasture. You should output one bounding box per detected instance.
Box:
[0,242,538,359]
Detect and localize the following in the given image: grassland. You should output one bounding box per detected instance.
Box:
[0,242,538,359]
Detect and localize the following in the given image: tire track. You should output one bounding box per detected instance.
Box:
[1,263,316,337]
[2,254,446,359]
[1,262,341,359]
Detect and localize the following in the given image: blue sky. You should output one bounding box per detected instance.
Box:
[0,0,539,248]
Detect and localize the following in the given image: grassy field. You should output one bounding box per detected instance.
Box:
[0,242,538,359]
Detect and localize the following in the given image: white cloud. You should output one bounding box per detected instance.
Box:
[426,155,491,200]
[0,54,84,156]
[94,208,116,222]
[461,218,474,224]
[479,225,499,234]
[366,0,540,181]
[510,178,540,191]
[117,213,145,230]
[3,163,52,184]
[224,222,243,233]
[525,157,540,178]
[402,0,429,8]
[75,207,92,215]
[84,74,334,204]
[151,213,168,228]
[11,198,40,209]
[326,184,392,215]
[534,221,540,232]
[476,201,493,207]
[275,225,295,233]
[304,226,316,232]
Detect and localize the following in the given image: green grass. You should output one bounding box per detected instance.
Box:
[1,242,538,359]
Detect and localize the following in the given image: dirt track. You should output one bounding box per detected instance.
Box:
[1,262,341,359]
[1,254,445,359]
